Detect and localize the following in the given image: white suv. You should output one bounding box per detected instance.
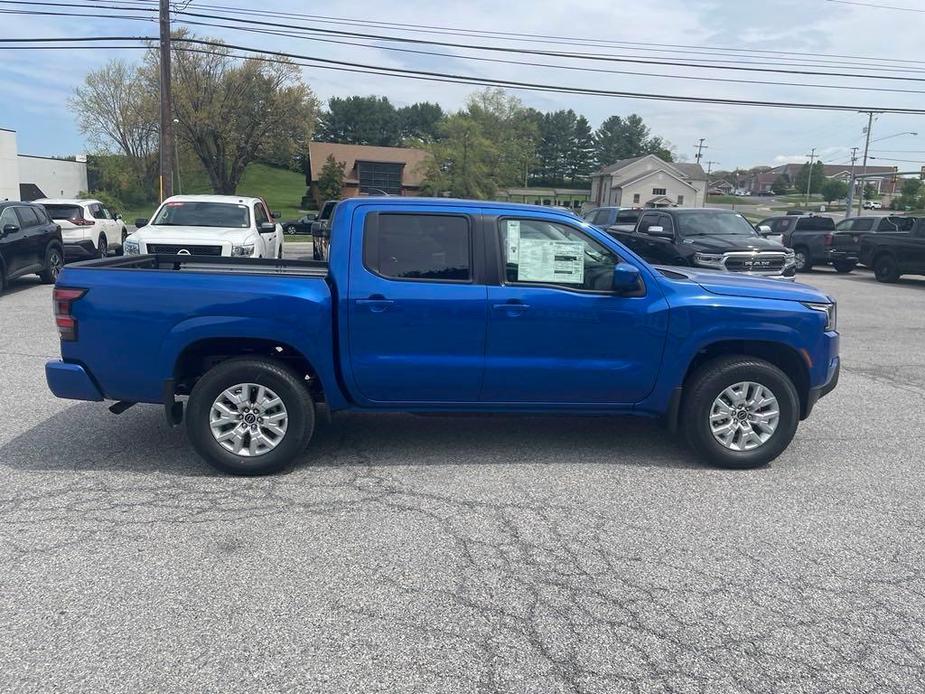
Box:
[37,198,128,259]
[124,195,283,259]
[862,200,883,210]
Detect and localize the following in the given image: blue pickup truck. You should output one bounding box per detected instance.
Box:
[46,198,840,475]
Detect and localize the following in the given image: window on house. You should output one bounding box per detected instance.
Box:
[652,188,667,196]
[357,161,403,196]
[632,193,640,204]
[677,195,684,205]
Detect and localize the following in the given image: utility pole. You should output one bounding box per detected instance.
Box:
[158,0,174,201]
[694,138,707,164]
[844,146,859,218]
[857,111,877,216]
[804,147,816,207]
[703,160,717,207]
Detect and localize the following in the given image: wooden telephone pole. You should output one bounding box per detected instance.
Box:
[158,0,174,201]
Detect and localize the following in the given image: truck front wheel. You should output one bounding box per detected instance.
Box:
[186,358,315,475]
[681,356,800,469]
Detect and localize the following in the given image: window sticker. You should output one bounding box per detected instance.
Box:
[506,220,520,262]
[517,239,584,284]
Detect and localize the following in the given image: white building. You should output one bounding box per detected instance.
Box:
[589,154,707,208]
[0,128,88,201]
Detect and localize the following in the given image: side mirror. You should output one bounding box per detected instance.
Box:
[115,213,123,221]
[135,218,149,228]
[258,221,276,233]
[612,262,641,294]
[271,211,281,219]
[2,223,19,237]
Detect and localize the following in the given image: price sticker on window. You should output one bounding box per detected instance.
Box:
[506,220,520,261]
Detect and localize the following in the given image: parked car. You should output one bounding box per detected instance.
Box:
[862,200,883,210]
[36,198,128,259]
[608,208,797,279]
[857,216,925,283]
[583,206,642,232]
[125,195,283,259]
[830,215,916,273]
[755,214,838,272]
[0,201,63,293]
[46,198,839,475]
[281,213,315,235]
[311,200,338,260]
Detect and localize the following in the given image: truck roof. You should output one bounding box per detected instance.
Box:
[334,196,586,218]
[161,194,265,206]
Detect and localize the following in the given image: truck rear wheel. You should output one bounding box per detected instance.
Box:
[873,254,901,283]
[681,356,800,470]
[186,358,315,475]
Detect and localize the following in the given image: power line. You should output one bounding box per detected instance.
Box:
[826,0,925,12]
[104,0,925,70]
[5,33,925,115]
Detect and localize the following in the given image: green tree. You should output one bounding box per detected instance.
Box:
[794,161,825,195]
[145,32,319,195]
[770,174,791,195]
[820,178,848,203]
[318,96,400,146]
[535,109,577,185]
[70,59,159,200]
[421,89,537,199]
[863,183,877,200]
[315,154,346,204]
[397,102,445,143]
[566,115,595,186]
[593,114,672,167]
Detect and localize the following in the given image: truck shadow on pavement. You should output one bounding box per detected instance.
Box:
[1,401,701,476]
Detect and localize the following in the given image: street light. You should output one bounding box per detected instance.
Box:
[869,131,917,144]
[854,130,918,215]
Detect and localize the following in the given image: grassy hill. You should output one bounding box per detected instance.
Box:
[121,162,309,222]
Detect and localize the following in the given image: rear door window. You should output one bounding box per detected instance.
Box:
[15,206,40,228]
[365,214,471,282]
[88,204,106,220]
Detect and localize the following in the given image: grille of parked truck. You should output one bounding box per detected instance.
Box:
[46,198,839,475]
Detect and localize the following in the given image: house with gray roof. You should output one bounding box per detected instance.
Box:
[589,154,707,208]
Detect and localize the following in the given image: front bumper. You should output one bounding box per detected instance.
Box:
[63,240,99,260]
[45,361,103,401]
[829,249,859,264]
[803,351,840,419]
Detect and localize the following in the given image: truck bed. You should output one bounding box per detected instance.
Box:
[68,254,329,278]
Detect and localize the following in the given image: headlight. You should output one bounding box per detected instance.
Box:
[123,239,140,255]
[693,252,725,269]
[231,243,255,257]
[803,301,837,331]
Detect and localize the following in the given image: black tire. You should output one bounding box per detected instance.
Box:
[185,358,315,475]
[115,228,128,256]
[681,356,800,470]
[793,246,812,272]
[38,242,64,284]
[873,254,901,283]
[97,234,108,258]
[832,260,856,274]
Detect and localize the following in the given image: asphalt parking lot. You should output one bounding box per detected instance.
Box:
[2,264,924,693]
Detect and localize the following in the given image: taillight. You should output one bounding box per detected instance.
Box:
[71,216,94,226]
[53,287,86,341]
[823,233,833,247]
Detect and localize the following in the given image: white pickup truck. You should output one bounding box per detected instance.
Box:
[124,195,283,259]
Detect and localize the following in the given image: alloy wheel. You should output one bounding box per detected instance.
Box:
[209,382,289,457]
[709,381,780,451]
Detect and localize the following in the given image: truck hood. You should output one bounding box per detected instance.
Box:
[658,266,831,303]
[679,234,786,253]
[132,225,255,242]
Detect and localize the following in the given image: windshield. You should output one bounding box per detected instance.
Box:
[151,201,250,228]
[43,204,84,221]
[676,212,758,237]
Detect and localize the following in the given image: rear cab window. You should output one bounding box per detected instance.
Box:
[795,216,835,231]
[364,213,471,282]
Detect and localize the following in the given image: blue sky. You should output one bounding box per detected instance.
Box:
[2,0,923,170]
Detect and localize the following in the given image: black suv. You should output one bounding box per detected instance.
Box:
[0,201,64,294]
[756,215,837,272]
[608,208,796,278]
